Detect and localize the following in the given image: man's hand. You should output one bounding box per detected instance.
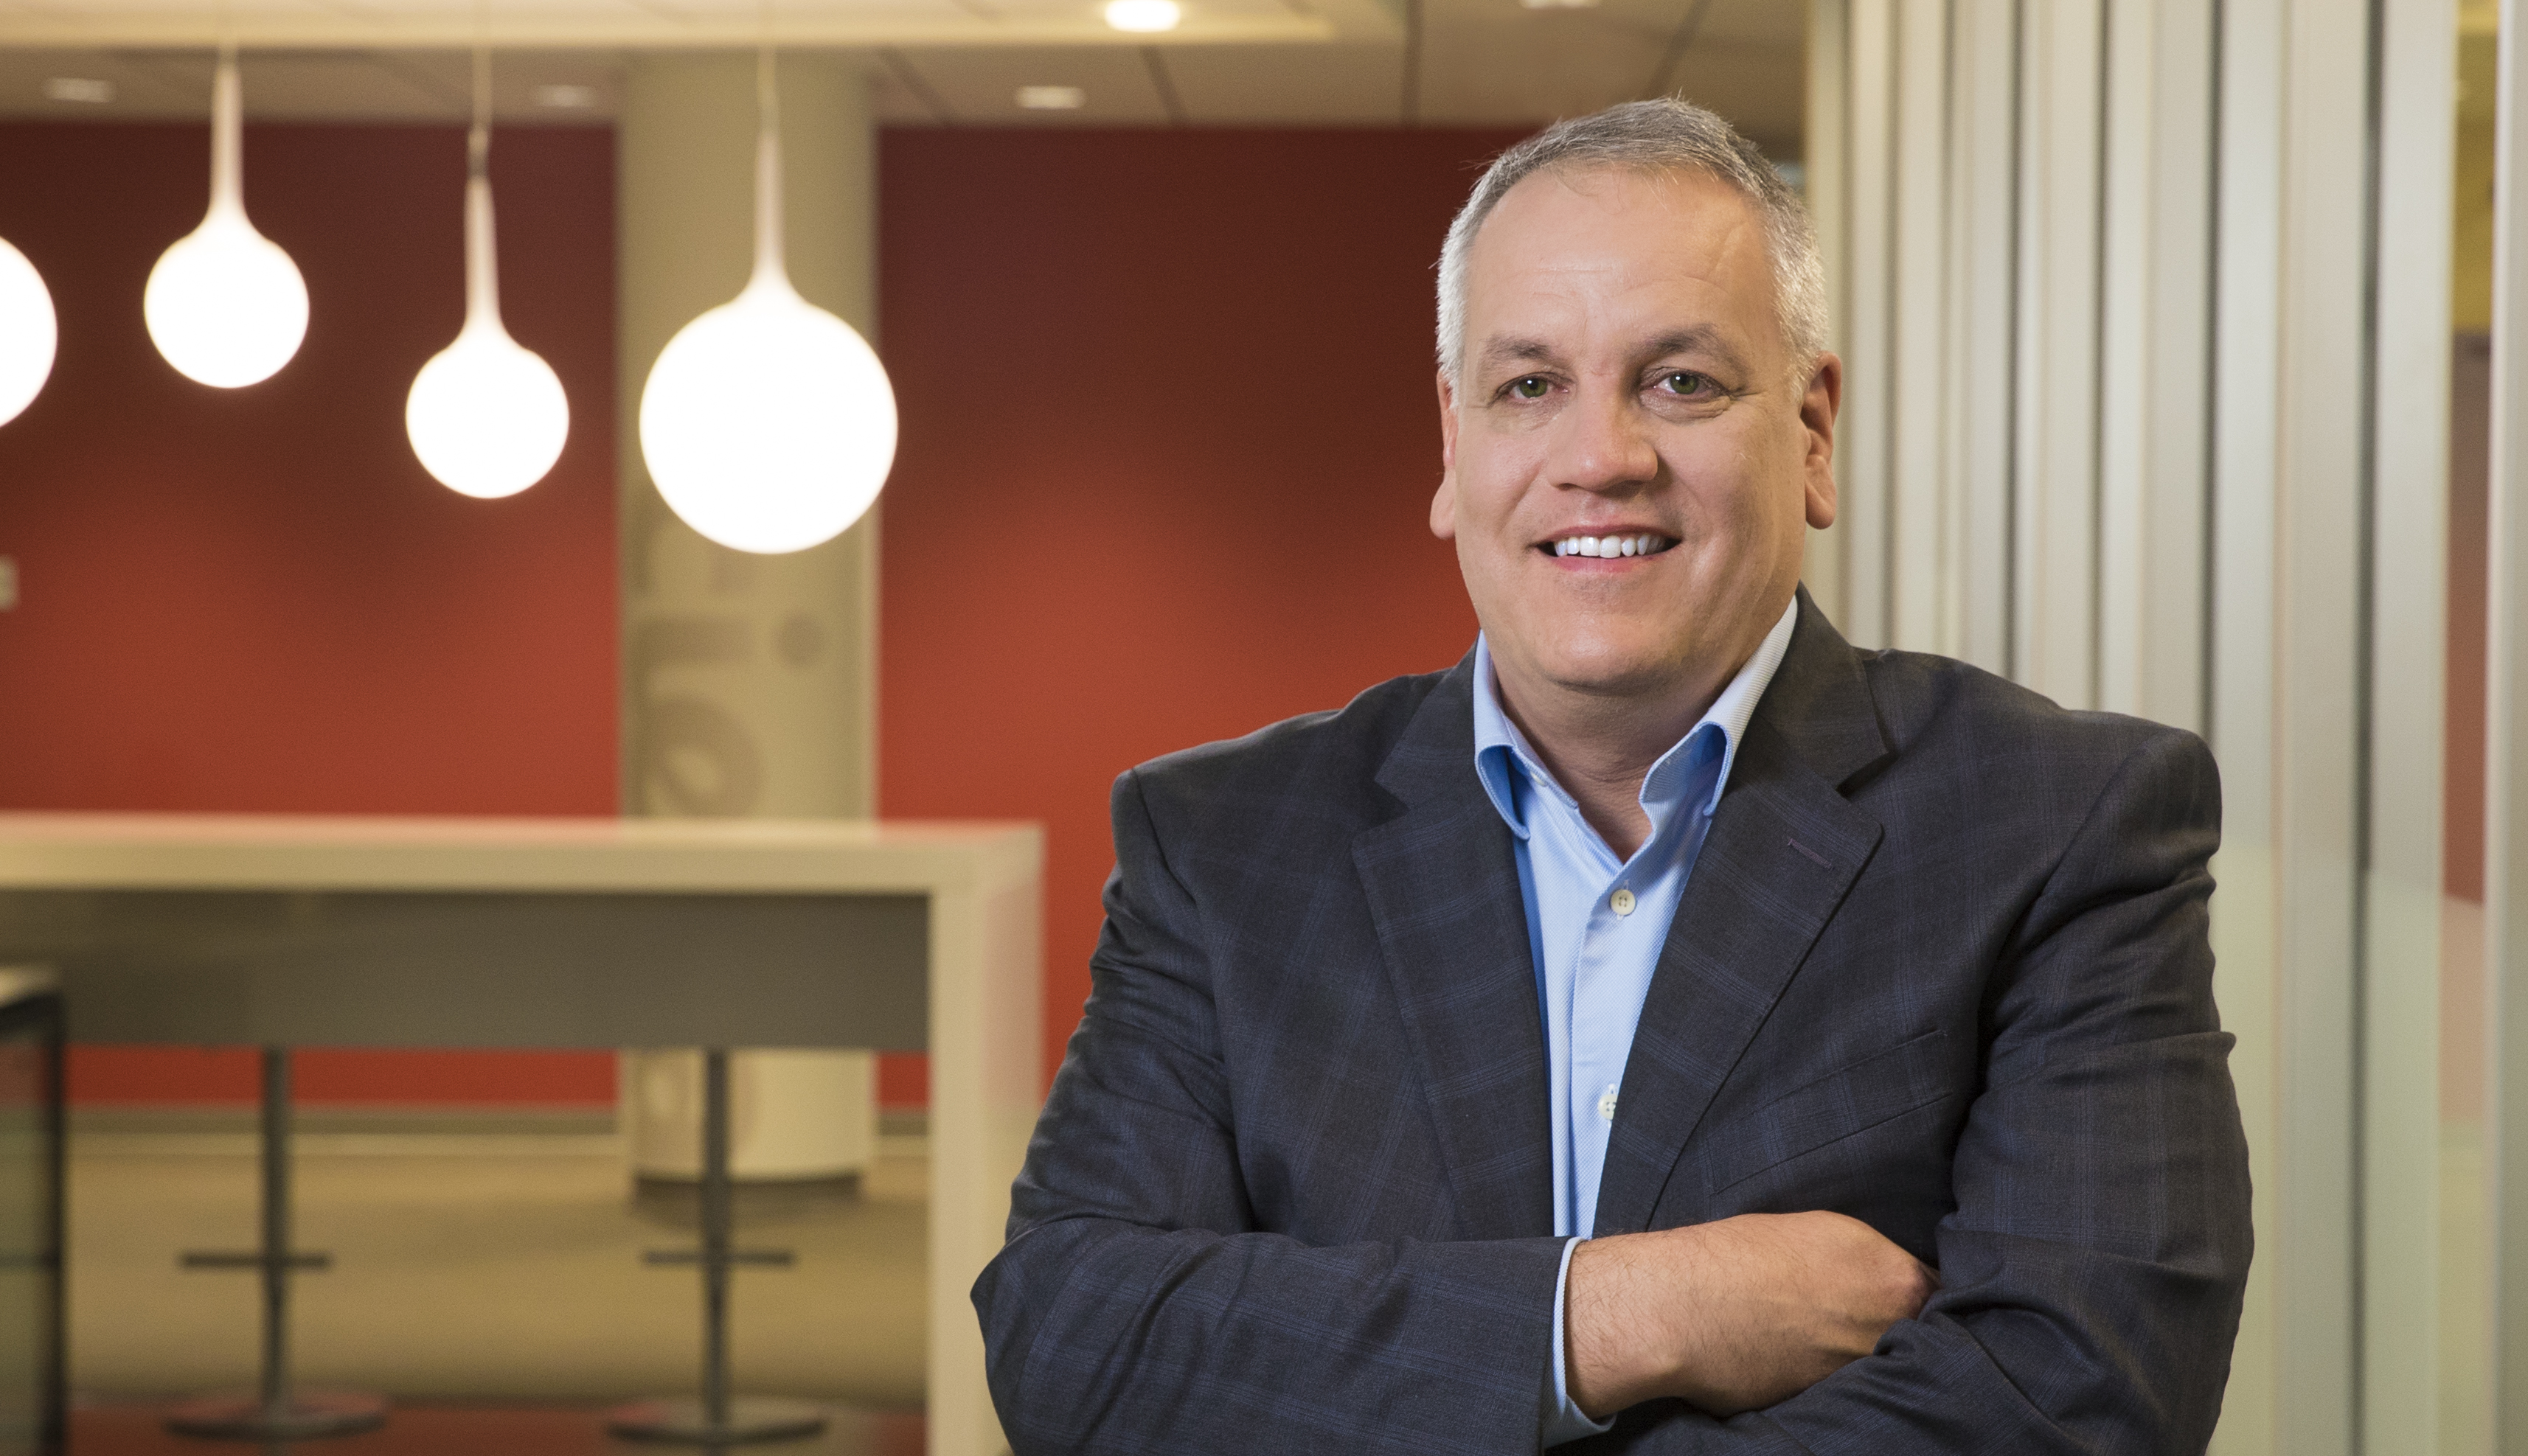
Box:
[1565,1211,1938,1419]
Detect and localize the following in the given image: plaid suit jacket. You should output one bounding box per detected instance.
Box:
[974,590,2252,1454]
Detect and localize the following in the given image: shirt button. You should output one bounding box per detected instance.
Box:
[1597,1085,1619,1121]
[1610,887,1636,916]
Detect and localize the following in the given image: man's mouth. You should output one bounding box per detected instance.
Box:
[1542,532,1679,560]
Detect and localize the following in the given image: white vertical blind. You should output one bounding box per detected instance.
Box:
[2364,0,2454,1448]
[2013,0,2104,709]
[1802,0,1851,629]
[1809,1,2456,1449]
[1949,0,2018,675]
[2097,0,2213,732]
[2208,0,2285,1441]
[2271,0,2377,1448]
[1889,0,1950,651]
[2484,0,2528,1441]
[1840,0,1897,649]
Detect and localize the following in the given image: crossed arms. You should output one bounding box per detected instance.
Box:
[973,727,2251,1454]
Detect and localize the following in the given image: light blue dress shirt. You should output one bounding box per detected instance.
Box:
[1468,599,1800,1448]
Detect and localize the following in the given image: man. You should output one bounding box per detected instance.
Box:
[974,100,2251,1453]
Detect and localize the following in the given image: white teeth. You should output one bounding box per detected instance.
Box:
[1554,533,1671,557]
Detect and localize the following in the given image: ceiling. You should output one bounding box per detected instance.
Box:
[0,0,1805,142]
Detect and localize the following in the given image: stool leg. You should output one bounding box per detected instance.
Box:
[166,1048,386,1441]
[259,1047,291,1421]
[608,1049,827,1446]
[701,1047,731,1431]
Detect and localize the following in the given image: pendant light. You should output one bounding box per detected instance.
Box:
[405,49,570,498]
[638,47,896,556]
[0,237,55,427]
[145,44,308,389]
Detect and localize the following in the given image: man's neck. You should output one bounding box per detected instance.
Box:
[1495,664,1733,862]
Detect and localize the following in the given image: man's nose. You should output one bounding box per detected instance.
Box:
[1543,385,1659,494]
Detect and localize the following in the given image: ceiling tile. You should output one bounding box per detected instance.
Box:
[886,43,1170,123]
[0,43,631,119]
[651,0,985,27]
[1414,0,1798,144]
[1696,0,1798,46]
[1156,41,1400,124]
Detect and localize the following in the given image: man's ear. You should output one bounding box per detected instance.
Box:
[1801,352,1841,531]
[1431,369,1461,541]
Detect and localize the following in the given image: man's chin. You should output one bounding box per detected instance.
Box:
[1528,647,1711,706]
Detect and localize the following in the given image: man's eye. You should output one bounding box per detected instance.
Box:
[1656,371,1713,396]
[1508,377,1550,400]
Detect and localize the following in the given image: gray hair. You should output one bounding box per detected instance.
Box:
[1435,98,1828,388]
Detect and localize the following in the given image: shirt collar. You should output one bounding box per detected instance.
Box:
[1470,596,1801,840]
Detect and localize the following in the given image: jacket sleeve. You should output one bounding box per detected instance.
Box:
[1573,726,2253,1455]
[971,766,1571,1456]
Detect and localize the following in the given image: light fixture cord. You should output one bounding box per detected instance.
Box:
[753,27,785,285]
[464,38,501,330]
[209,29,243,215]
[470,49,491,178]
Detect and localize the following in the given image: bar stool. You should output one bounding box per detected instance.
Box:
[608,1048,827,1445]
[164,1048,386,1441]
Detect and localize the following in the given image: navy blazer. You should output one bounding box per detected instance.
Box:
[975,591,2252,1454]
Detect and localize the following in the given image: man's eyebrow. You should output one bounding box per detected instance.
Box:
[1645,327,1750,377]
[1476,336,1560,372]
[1474,327,1755,379]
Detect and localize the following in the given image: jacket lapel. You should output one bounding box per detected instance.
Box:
[1591,593,1892,1235]
[1352,658,1555,1241]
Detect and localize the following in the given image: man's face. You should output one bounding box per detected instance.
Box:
[1431,165,1838,717]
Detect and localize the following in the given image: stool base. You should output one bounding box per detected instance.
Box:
[605,1397,830,1445]
[165,1390,387,1441]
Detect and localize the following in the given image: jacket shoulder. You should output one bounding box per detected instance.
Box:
[1854,646,2216,814]
[1119,666,1457,840]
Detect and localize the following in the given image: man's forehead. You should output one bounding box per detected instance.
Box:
[1459,164,1772,351]
[1473,162,1760,259]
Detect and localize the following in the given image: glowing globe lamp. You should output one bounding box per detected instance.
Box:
[406,133,569,498]
[145,52,307,389]
[1104,0,1183,31]
[0,237,55,427]
[639,65,895,556]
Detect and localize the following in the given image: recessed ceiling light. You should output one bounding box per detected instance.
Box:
[533,83,600,109]
[43,77,115,104]
[1104,0,1183,32]
[1017,85,1088,110]
[1518,0,1600,9]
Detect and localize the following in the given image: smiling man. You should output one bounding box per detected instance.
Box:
[974,100,2251,1454]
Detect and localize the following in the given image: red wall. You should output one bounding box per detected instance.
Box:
[0,122,619,815]
[1,122,1523,1104]
[876,130,1520,1082]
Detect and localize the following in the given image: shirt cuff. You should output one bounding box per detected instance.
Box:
[1541,1236,1619,1449]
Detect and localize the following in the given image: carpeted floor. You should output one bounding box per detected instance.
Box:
[68,1402,925,1456]
[66,1120,928,1414]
